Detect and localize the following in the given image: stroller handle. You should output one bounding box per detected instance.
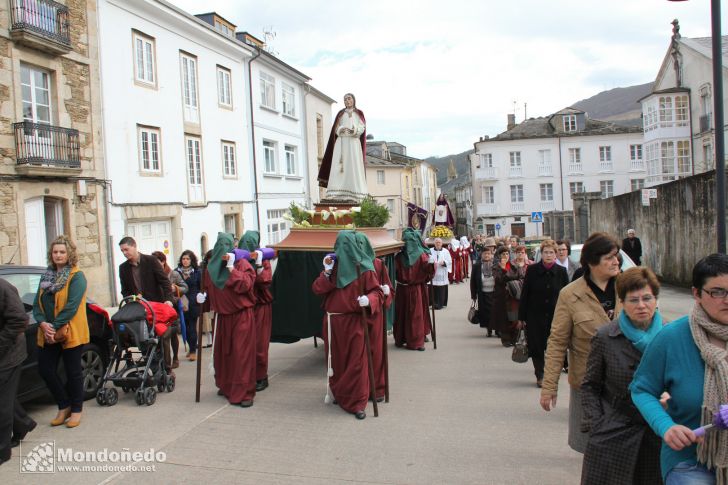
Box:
[119,295,156,326]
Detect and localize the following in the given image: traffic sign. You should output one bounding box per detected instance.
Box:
[495,223,501,230]
[530,211,543,223]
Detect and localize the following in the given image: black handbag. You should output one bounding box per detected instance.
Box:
[511,327,529,363]
[467,299,479,324]
[506,279,523,300]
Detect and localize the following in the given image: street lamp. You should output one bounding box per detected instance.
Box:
[669,0,726,252]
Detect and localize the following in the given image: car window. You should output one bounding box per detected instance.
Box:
[0,273,41,307]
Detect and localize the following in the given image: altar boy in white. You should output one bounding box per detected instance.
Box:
[430,238,452,309]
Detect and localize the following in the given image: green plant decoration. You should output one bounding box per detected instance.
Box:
[351,195,390,228]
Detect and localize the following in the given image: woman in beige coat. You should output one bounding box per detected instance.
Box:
[539,232,623,453]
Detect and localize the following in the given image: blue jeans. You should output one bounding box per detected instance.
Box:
[666,461,716,485]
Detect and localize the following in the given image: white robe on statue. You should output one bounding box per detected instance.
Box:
[430,248,452,286]
[325,109,367,202]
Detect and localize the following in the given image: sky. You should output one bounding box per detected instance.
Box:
[169,0,726,158]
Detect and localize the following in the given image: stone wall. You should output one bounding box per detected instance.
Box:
[589,171,718,286]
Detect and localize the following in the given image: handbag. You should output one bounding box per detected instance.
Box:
[53,324,70,343]
[467,299,479,324]
[511,327,529,363]
[506,279,523,300]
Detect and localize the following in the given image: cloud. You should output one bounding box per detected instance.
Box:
[167,0,725,157]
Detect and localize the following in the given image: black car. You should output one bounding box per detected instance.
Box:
[0,265,112,403]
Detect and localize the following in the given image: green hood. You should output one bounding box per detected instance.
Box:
[238,230,260,253]
[401,228,428,267]
[209,232,234,289]
[354,232,376,263]
[334,230,375,289]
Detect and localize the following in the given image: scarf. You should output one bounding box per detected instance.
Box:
[542,261,556,270]
[689,303,728,484]
[39,265,72,294]
[208,232,234,289]
[177,265,194,280]
[617,309,663,353]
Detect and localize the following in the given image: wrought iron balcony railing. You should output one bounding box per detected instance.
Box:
[9,0,71,48]
[14,121,80,168]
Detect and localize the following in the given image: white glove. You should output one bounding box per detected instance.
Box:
[381,284,390,296]
[428,255,435,264]
[196,292,207,304]
[323,257,334,271]
[226,253,235,269]
[357,295,370,307]
[255,251,263,266]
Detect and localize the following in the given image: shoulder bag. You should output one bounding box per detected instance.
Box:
[467,299,479,324]
[511,327,529,363]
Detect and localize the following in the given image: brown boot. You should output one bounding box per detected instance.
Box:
[50,408,71,426]
[66,412,82,428]
[188,353,197,361]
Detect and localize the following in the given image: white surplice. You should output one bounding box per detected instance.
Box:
[430,248,452,286]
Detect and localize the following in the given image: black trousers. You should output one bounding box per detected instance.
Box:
[38,343,84,413]
[433,285,448,309]
[183,306,199,353]
[0,364,21,453]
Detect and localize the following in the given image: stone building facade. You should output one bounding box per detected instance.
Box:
[0,0,112,304]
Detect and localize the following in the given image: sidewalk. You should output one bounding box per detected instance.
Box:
[5,280,695,484]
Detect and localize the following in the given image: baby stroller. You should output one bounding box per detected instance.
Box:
[96,296,176,406]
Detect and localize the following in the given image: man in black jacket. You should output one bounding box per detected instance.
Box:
[622,229,642,266]
[118,237,174,305]
[0,278,30,465]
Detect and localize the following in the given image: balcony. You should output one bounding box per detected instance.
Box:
[630,160,645,171]
[510,202,524,213]
[14,121,81,175]
[538,164,552,176]
[568,163,583,174]
[539,200,555,211]
[475,166,498,180]
[509,166,523,178]
[9,0,71,55]
[599,161,614,172]
[700,114,712,133]
[477,203,499,215]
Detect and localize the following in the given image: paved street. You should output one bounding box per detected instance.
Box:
[1,281,692,485]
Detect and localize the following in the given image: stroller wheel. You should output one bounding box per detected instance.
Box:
[105,388,119,406]
[165,374,175,393]
[135,389,145,406]
[122,386,130,394]
[96,388,107,406]
[144,387,156,406]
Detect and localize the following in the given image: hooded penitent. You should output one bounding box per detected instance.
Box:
[333,230,375,289]
[238,230,260,253]
[354,231,376,263]
[208,232,235,289]
[400,228,429,267]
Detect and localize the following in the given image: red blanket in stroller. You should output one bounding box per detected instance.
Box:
[145,301,178,337]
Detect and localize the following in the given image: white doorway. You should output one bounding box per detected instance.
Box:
[24,197,64,266]
[126,220,173,259]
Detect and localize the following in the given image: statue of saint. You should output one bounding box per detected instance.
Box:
[317,93,367,202]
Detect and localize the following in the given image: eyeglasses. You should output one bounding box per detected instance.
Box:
[701,288,728,299]
[624,295,656,305]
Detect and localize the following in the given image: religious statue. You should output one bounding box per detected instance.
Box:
[317,93,368,202]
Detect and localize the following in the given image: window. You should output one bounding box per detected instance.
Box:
[704,142,714,168]
[138,126,161,173]
[540,183,553,201]
[510,184,523,203]
[569,182,584,194]
[568,148,582,172]
[659,96,673,124]
[509,151,521,167]
[185,136,204,203]
[214,20,234,38]
[267,209,289,244]
[133,31,155,85]
[21,64,51,124]
[563,114,577,132]
[376,170,385,184]
[260,72,275,109]
[630,144,642,161]
[599,146,613,171]
[677,140,690,174]
[224,214,236,234]
[675,96,689,126]
[217,66,232,107]
[480,153,493,167]
[285,145,297,175]
[222,141,236,177]
[386,199,395,212]
[180,53,199,123]
[483,186,495,204]
[538,149,551,166]
[644,105,657,132]
[600,180,614,199]
[263,140,276,173]
[661,141,675,175]
[282,83,296,117]
[630,179,645,191]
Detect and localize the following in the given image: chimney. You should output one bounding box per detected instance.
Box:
[507,114,516,130]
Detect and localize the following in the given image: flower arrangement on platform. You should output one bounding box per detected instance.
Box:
[429,225,454,239]
[284,197,390,229]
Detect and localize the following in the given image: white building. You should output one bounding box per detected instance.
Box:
[98,1,256,279]
[304,85,336,205]
[640,21,728,185]
[471,109,644,237]
[239,32,312,245]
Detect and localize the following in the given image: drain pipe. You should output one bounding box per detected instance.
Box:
[247,48,262,230]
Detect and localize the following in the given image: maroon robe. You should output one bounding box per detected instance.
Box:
[393,253,435,349]
[207,258,257,404]
[253,260,273,381]
[366,258,393,400]
[448,247,462,283]
[312,269,383,414]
